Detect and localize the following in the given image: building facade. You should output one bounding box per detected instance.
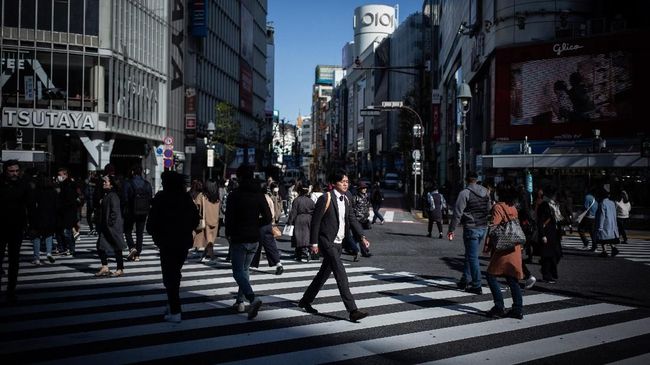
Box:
[1,0,169,184]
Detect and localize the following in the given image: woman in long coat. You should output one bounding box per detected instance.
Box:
[28,173,59,264]
[287,182,315,261]
[95,175,127,277]
[483,181,525,319]
[196,180,220,261]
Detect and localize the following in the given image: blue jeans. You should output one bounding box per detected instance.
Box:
[32,235,54,260]
[486,273,523,313]
[461,227,486,288]
[372,204,384,223]
[56,228,75,253]
[230,242,259,303]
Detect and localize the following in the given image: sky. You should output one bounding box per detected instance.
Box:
[268,1,424,124]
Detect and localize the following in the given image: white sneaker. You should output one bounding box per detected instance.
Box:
[525,275,537,290]
[164,312,181,323]
[233,302,246,313]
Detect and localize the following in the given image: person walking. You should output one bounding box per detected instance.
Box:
[83,171,98,235]
[123,166,152,262]
[199,180,221,262]
[615,190,631,244]
[370,182,385,225]
[0,160,31,304]
[426,183,446,238]
[537,187,563,283]
[287,182,315,262]
[55,167,80,256]
[95,175,127,277]
[225,165,272,319]
[578,188,598,251]
[447,172,491,294]
[483,181,525,319]
[346,182,372,261]
[251,183,284,275]
[595,185,620,257]
[146,171,200,323]
[297,170,370,323]
[269,182,283,224]
[28,173,58,265]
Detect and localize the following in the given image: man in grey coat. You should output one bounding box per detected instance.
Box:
[447,172,491,294]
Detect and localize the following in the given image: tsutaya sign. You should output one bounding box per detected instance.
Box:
[2,108,98,130]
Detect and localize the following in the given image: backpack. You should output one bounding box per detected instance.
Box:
[426,192,436,211]
[131,181,151,217]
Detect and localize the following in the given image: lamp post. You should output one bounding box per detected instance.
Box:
[456,82,472,184]
[412,121,424,209]
[206,121,216,180]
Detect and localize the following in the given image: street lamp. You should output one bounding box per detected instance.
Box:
[457,82,472,184]
[206,121,216,180]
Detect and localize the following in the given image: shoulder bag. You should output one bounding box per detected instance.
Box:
[489,205,526,253]
[195,195,206,232]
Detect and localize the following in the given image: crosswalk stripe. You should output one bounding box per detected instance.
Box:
[24,294,571,364]
[383,211,395,222]
[419,317,650,365]
[606,353,650,365]
[225,303,631,365]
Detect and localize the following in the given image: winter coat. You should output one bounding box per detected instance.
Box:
[0,175,31,232]
[28,185,59,236]
[147,189,200,251]
[224,180,272,244]
[56,178,80,229]
[98,191,127,252]
[288,195,315,248]
[536,201,563,259]
[449,183,491,232]
[193,192,220,248]
[370,186,384,205]
[595,198,619,241]
[486,203,524,280]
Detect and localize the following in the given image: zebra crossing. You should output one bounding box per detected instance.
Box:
[2,232,650,364]
[561,234,650,266]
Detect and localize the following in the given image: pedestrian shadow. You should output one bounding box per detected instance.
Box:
[527,285,650,310]
[385,232,428,237]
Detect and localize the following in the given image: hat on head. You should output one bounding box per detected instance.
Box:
[357,181,368,189]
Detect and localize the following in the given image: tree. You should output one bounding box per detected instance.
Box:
[213,102,240,179]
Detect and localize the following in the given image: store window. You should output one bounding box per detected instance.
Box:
[85,0,99,36]
[101,57,110,113]
[35,49,53,109]
[69,0,83,34]
[37,0,52,31]
[21,0,36,29]
[53,0,68,32]
[3,0,19,27]
[50,52,68,109]
[68,54,83,110]
[83,54,99,112]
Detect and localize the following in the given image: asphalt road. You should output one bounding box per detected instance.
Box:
[1,215,650,364]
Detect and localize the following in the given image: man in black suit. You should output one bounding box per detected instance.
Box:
[298,170,370,322]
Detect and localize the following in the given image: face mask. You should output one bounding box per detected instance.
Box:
[57,175,65,182]
[273,188,279,193]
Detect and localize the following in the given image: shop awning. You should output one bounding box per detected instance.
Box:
[481,153,649,169]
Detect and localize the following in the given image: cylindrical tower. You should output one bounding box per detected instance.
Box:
[353,5,397,59]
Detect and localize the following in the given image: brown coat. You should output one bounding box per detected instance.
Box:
[486,202,524,280]
[192,193,220,248]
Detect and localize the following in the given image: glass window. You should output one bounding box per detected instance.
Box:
[18,50,36,108]
[4,0,19,27]
[37,0,52,31]
[21,0,36,29]
[50,52,68,109]
[1,49,19,107]
[85,0,99,35]
[35,49,53,109]
[69,0,83,34]
[100,56,110,113]
[53,0,68,32]
[68,54,83,110]
[83,54,98,111]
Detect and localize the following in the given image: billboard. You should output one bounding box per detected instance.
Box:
[494,33,649,140]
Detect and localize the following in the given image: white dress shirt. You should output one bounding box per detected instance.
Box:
[333,190,346,244]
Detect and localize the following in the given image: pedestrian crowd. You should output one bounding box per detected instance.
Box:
[0,160,635,325]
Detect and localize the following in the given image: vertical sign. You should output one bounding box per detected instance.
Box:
[191,0,207,37]
[24,76,34,101]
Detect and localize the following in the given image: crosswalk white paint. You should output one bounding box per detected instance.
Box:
[562,235,650,265]
[1,231,649,364]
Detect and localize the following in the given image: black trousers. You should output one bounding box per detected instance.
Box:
[96,236,125,270]
[124,215,147,253]
[540,256,558,281]
[0,230,23,295]
[427,216,443,235]
[616,218,628,243]
[578,217,596,248]
[160,247,189,314]
[301,243,357,312]
[251,224,281,268]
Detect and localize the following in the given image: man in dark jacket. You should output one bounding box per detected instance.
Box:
[146,171,199,323]
[0,160,31,304]
[123,166,153,261]
[297,170,370,322]
[225,164,272,319]
[55,167,80,255]
[447,172,491,294]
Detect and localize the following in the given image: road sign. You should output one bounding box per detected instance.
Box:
[185,145,196,154]
[381,101,404,108]
[163,149,174,158]
[163,136,174,145]
[360,108,381,117]
[412,149,421,161]
[412,162,421,174]
[163,158,173,169]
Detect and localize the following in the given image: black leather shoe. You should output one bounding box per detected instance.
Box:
[485,306,505,318]
[362,252,372,258]
[275,265,284,275]
[465,286,483,295]
[349,310,368,322]
[298,299,318,314]
[505,309,523,320]
[456,280,467,290]
[353,252,360,262]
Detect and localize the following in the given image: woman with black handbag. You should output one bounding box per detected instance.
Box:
[483,181,525,319]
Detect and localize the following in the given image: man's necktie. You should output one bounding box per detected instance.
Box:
[339,195,344,201]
